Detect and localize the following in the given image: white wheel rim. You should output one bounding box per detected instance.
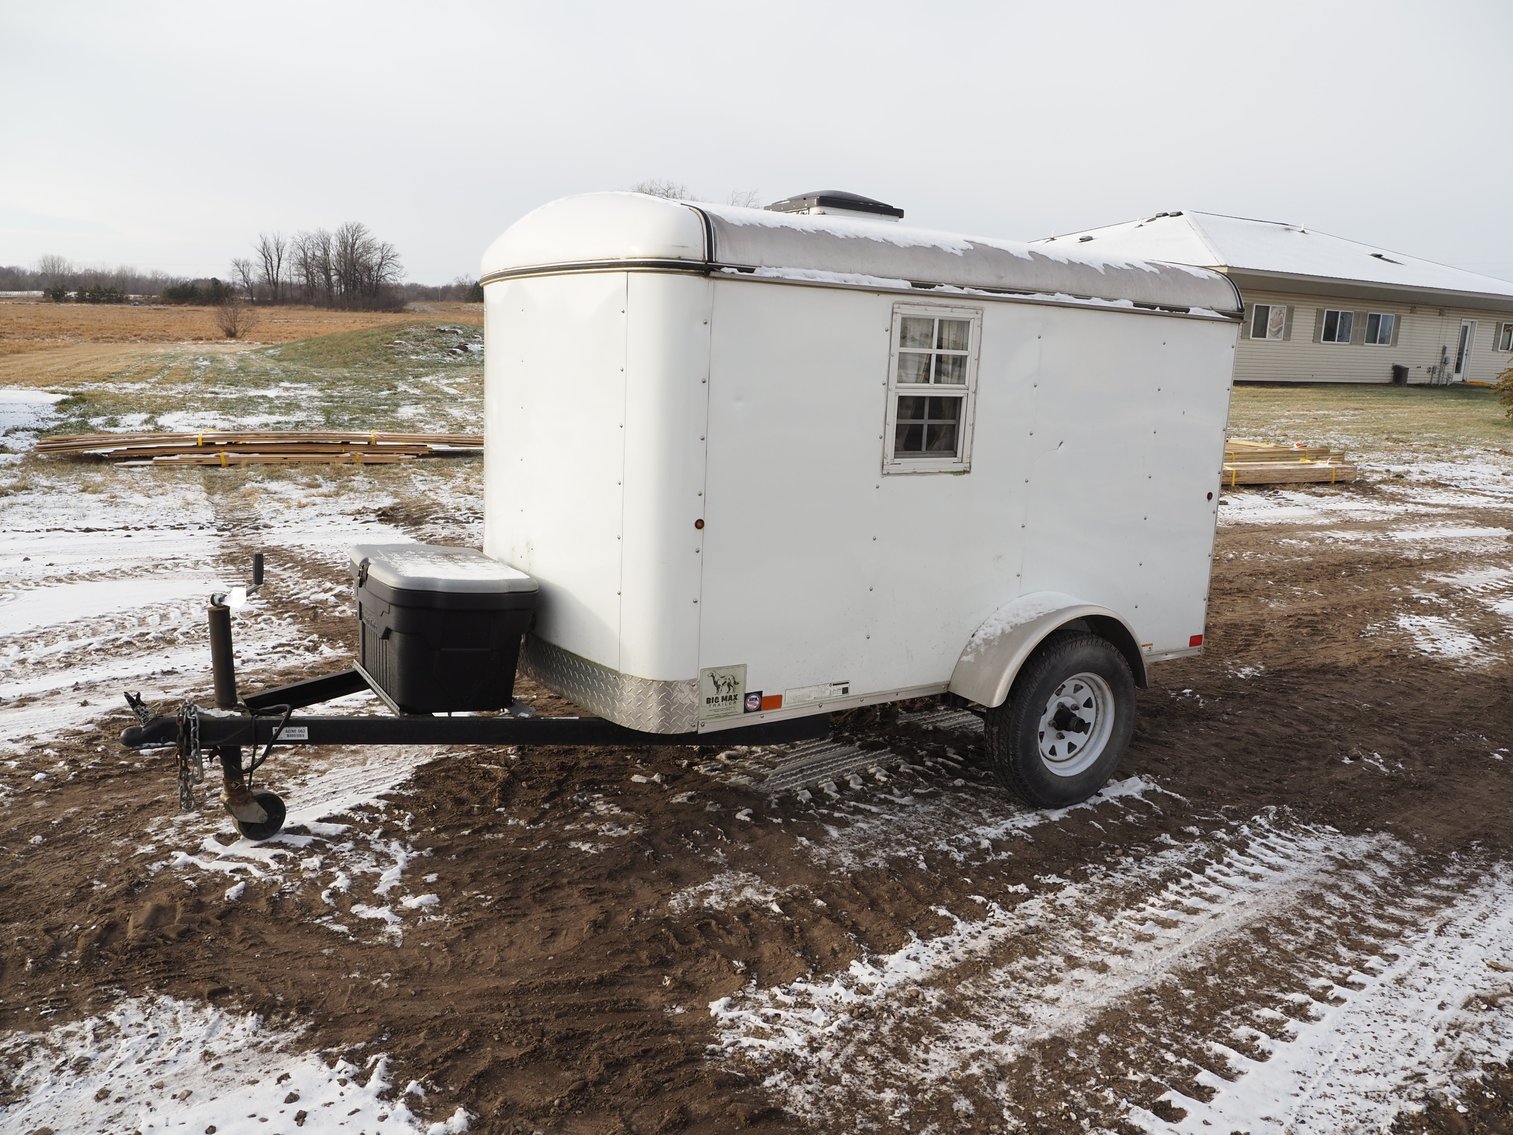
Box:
[1035,672,1115,777]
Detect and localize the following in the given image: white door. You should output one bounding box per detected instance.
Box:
[1453,320,1476,381]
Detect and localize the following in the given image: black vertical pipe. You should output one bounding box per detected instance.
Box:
[208,603,238,710]
[252,553,264,588]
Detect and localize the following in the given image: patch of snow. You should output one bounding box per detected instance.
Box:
[669,870,787,914]
[1394,614,1482,660]
[147,747,442,942]
[814,774,1161,871]
[1130,865,1513,1133]
[0,574,224,638]
[0,386,68,437]
[0,995,470,1134]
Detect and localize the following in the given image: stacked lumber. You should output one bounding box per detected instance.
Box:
[35,430,482,467]
[1222,438,1357,486]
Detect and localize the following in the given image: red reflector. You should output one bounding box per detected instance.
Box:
[1189,634,1205,648]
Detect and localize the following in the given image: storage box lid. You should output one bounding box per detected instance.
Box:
[349,543,538,595]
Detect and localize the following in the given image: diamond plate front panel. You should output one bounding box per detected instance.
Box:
[522,636,699,734]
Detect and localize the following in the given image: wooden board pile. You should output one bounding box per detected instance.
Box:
[1222,438,1357,486]
[34,430,483,467]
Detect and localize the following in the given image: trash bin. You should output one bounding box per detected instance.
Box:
[1391,364,1409,385]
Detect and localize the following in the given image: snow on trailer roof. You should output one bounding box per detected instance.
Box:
[1038,210,1513,307]
[481,193,1243,317]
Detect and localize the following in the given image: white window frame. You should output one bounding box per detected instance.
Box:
[1499,322,1513,352]
[882,303,982,475]
[1321,308,1354,344]
[1249,303,1286,341]
[1364,312,1396,346]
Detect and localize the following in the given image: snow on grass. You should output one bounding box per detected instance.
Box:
[1377,481,1513,509]
[1129,865,1513,1134]
[0,386,68,441]
[0,995,470,1135]
[1374,458,1513,498]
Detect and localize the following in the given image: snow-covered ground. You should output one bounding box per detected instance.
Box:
[707,815,1513,1132]
[0,997,470,1135]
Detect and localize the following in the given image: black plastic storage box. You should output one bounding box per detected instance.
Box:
[350,543,538,713]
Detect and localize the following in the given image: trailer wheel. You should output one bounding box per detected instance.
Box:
[984,631,1135,808]
[233,791,287,842]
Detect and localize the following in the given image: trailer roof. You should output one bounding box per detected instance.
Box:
[482,193,1243,317]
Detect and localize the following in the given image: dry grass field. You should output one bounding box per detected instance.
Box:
[0,298,482,384]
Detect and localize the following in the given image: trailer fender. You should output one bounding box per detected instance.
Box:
[948,592,1147,710]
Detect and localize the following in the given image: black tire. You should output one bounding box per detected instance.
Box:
[233,790,287,841]
[983,631,1136,808]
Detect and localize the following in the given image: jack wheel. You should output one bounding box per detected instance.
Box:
[234,790,287,841]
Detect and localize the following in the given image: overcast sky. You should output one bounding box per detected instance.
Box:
[3,0,1510,285]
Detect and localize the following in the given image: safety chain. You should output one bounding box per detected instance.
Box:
[175,701,206,812]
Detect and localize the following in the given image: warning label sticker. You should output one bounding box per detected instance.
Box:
[784,680,851,708]
[698,664,747,720]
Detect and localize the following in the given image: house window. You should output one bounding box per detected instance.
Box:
[884,305,981,473]
[1364,312,1396,346]
[1250,303,1286,341]
[1499,322,1513,352]
[1321,309,1354,344]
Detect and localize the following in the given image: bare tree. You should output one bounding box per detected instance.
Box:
[282,223,402,310]
[230,257,257,302]
[632,182,764,208]
[37,253,74,299]
[331,221,403,308]
[632,179,690,200]
[293,229,335,307]
[255,232,286,303]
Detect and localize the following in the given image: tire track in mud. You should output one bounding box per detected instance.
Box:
[705,812,1513,1133]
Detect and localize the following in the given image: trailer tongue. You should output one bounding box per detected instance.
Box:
[119,190,1242,840]
[120,547,824,841]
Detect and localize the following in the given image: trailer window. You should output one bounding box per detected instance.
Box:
[1497,322,1513,352]
[884,305,981,473]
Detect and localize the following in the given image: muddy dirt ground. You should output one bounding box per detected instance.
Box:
[2,402,1512,1133]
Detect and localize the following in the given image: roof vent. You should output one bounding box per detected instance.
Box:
[765,190,904,222]
[1371,252,1403,265]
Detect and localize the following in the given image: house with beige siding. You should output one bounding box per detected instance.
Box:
[1037,212,1513,385]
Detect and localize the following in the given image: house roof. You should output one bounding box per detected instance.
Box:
[1037,211,1513,310]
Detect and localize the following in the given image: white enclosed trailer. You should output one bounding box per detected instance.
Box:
[480,191,1242,806]
[120,190,1243,839]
